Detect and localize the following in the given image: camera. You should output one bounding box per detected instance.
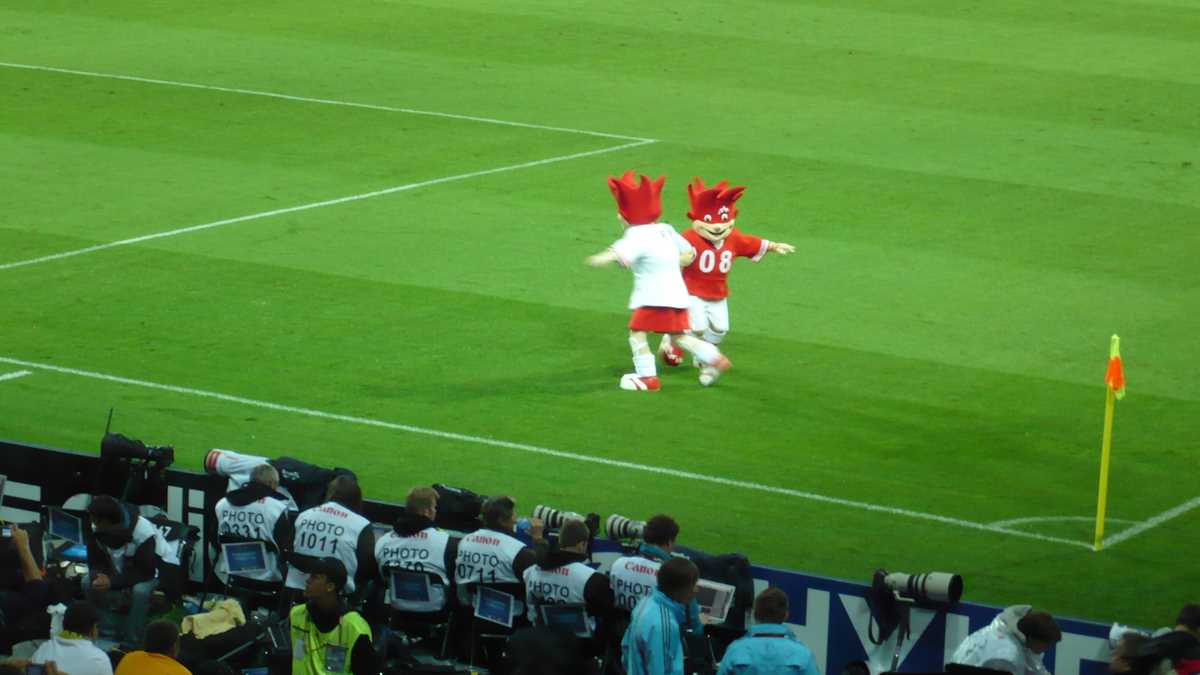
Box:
[532,505,584,530]
[102,433,174,465]
[606,514,645,540]
[881,571,963,605]
[1,526,10,538]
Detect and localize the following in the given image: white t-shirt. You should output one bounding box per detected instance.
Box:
[609,223,694,310]
[32,635,114,675]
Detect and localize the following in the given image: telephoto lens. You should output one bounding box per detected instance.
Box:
[532,505,584,529]
[605,514,646,540]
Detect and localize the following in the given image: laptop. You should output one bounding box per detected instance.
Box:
[53,542,89,563]
[48,508,83,544]
[474,586,515,628]
[695,579,737,624]
[390,570,433,604]
[222,542,269,575]
[539,604,592,638]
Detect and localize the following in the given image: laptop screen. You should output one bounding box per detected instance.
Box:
[390,570,433,603]
[539,604,592,637]
[475,586,515,628]
[48,508,83,544]
[695,579,736,624]
[223,542,269,574]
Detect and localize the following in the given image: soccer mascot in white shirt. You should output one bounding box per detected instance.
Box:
[587,171,732,391]
[659,177,795,385]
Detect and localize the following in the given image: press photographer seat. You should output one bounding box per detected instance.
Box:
[460,582,525,672]
[382,566,456,660]
[212,534,287,615]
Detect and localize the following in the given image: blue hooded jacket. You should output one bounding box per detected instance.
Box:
[717,623,822,675]
[622,589,688,675]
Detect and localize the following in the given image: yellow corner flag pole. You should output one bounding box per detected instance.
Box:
[1094,334,1125,552]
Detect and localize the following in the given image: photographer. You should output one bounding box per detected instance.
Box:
[609,514,704,631]
[454,496,547,592]
[523,519,615,629]
[213,463,294,584]
[374,486,459,611]
[85,495,174,645]
[950,605,1061,675]
[286,476,375,599]
[0,523,49,651]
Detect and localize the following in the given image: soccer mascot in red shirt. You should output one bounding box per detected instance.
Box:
[587,172,733,391]
[659,177,795,385]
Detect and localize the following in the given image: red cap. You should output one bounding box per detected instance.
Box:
[686,177,745,223]
[608,171,665,225]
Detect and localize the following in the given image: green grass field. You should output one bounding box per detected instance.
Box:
[2,1,1198,626]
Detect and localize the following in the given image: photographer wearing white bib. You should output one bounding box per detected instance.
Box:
[950,605,1062,675]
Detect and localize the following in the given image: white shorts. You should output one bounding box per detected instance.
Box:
[687,296,729,335]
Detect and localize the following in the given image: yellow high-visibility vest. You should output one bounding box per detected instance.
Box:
[289,604,372,674]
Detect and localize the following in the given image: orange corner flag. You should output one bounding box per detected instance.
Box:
[1105,335,1126,400]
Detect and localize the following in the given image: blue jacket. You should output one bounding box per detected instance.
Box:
[623,590,688,675]
[637,543,705,632]
[718,623,821,675]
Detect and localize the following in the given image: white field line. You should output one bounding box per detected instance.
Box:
[0,370,33,382]
[988,515,1136,529]
[0,62,655,142]
[0,139,654,272]
[1100,496,1200,550]
[0,355,1092,550]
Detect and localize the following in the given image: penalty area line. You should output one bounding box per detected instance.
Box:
[0,370,33,382]
[0,355,1091,550]
[0,139,655,272]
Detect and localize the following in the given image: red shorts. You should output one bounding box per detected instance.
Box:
[629,307,690,333]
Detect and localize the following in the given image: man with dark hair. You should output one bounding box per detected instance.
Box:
[286,476,375,598]
[289,557,379,675]
[114,619,190,675]
[375,486,459,611]
[213,463,294,585]
[717,588,820,675]
[453,495,546,608]
[642,515,680,546]
[609,513,704,631]
[523,519,615,630]
[29,601,112,675]
[951,605,1062,675]
[622,557,699,675]
[85,495,175,644]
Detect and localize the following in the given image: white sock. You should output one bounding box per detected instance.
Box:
[633,354,657,377]
[703,329,725,345]
[629,337,656,377]
[675,334,720,366]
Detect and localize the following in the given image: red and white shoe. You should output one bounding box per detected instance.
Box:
[659,343,685,367]
[619,374,661,391]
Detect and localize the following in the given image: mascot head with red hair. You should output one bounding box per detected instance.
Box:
[608,171,666,226]
[687,177,745,243]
